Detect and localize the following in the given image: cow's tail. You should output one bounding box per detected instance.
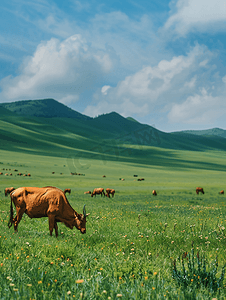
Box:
[8,197,14,229]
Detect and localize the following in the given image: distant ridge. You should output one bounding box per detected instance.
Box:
[1,99,91,120]
[176,128,226,139]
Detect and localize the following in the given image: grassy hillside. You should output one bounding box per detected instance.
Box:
[1,99,226,173]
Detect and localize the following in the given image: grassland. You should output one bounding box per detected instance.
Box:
[0,149,226,299]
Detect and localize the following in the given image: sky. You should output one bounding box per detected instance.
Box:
[1,0,226,132]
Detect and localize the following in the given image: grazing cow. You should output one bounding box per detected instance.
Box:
[105,188,115,198]
[5,187,15,196]
[64,188,71,195]
[84,191,91,194]
[91,188,105,197]
[152,190,157,196]
[137,178,145,181]
[102,175,106,178]
[133,175,138,177]
[27,173,31,177]
[196,187,204,195]
[0,172,3,175]
[219,190,224,195]
[5,186,89,237]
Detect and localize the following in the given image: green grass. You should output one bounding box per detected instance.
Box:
[0,149,226,299]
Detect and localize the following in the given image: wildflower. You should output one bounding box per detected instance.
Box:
[10,283,14,286]
[191,279,193,282]
[38,281,42,284]
[13,288,18,291]
[50,262,54,265]
[54,279,57,283]
[0,263,3,267]
[154,272,157,276]
[119,277,122,280]
[100,268,103,270]
[145,276,148,280]
[152,287,155,290]
[76,279,84,283]
[171,241,174,244]
[67,291,71,295]
[116,294,123,297]
[27,284,32,287]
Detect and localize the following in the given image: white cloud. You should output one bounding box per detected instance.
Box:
[168,88,225,124]
[0,34,117,103]
[84,45,212,118]
[165,0,226,35]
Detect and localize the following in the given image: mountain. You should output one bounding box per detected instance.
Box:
[1,99,91,120]
[0,98,226,171]
[177,128,226,139]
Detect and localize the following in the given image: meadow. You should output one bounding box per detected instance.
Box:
[0,149,226,299]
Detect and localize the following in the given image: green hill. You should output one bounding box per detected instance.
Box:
[176,128,226,139]
[1,99,91,120]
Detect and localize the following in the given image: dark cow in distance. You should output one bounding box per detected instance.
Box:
[5,186,89,237]
[219,190,224,194]
[91,188,105,197]
[152,190,157,196]
[106,188,115,198]
[196,187,204,195]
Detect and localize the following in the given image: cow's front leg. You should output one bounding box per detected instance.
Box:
[48,214,56,237]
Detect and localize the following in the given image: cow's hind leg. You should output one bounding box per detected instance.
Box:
[48,214,56,237]
[14,207,25,232]
[54,222,58,237]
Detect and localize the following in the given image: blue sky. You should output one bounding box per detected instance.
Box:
[1,0,226,132]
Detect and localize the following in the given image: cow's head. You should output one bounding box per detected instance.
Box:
[74,205,89,234]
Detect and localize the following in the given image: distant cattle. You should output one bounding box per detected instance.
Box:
[133,175,138,177]
[84,191,91,194]
[91,188,105,197]
[64,188,71,195]
[0,172,3,175]
[6,186,89,237]
[137,178,145,181]
[102,175,106,178]
[106,188,115,198]
[196,187,204,195]
[152,190,157,196]
[27,173,31,177]
[219,190,224,195]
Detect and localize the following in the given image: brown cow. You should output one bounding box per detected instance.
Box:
[84,191,91,194]
[105,188,115,198]
[219,190,224,194]
[152,190,157,196]
[91,188,105,197]
[5,187,15,196]
[196,187,204,195]
[64,188,71,195]
[5,186,89,237]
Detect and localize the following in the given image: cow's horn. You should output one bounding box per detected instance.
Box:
[83,204,86,218]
